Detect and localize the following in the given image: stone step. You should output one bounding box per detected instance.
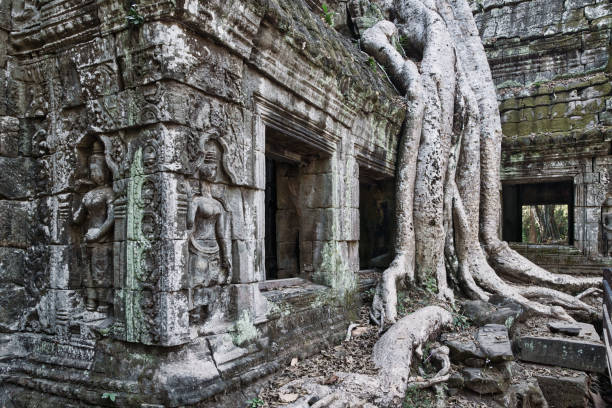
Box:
[475,324,514,363]
[536,372,588,408]
[516,336,607,373]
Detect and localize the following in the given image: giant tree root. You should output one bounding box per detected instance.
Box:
[358,0,600,324]
[279,306,453,407]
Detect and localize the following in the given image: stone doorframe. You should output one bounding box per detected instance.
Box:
[253,94,343,283]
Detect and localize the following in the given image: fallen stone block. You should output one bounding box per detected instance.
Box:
[446,339,485,364]
[517,336,606,373]
[500,379,548,408]
[536,372,588,408]
[461,298,523,328]
[548,321,600,342]
[476,324,514,363]
[461,362,513,395]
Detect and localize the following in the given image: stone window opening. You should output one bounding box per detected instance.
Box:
[502,180,574,246]
[263,127,333,283]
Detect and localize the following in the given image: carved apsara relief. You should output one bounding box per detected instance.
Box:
[185,136,232,325]
[72,140,115,317]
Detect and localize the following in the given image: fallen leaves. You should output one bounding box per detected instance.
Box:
[278,393,299,403]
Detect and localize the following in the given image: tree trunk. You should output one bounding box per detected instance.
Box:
[361,0,600,326]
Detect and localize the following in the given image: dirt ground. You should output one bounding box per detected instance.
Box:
[254,290,610,408]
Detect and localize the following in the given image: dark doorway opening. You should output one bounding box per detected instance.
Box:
[359,176,395,269]
[502,180,574,245]
[265,157,278,280]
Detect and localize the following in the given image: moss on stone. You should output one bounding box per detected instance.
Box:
[499,98,519,111]
[502,122,518,137]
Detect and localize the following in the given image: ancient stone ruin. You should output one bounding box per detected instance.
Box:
[0,0,610,406]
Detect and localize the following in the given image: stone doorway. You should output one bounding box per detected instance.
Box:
[265,157,301,280]
[263,127,333,281]
[502,180,574,245]
[358,176,394,269]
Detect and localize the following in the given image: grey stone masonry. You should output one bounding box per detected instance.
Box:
[0,0,404,405]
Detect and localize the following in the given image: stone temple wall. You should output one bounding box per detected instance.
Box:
[472,0,612,270]
[0,0,403,405]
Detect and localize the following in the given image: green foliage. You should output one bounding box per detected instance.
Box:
[363,287,376,302]
[521,204,569,244]
[423,274,437,296]
[126,4,144,26]
[246,397,265,408]
[101,392,117,402]
[397,290,409,317]
[404,386,435,408]
[451,304,471,330]
[368,56,377,71]
[322,3,335,27]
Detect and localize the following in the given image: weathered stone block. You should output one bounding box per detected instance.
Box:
[0,116,19,156]
[276,210,299,242]
[475,324,514,362]
[347,241,359,272]
[300,173,334,209]
[154,239,189,292]
[277,241,298,271]
[0,200,30,248]
[501,379,548,408]
[0,284,27,330]
[155,339,223,405]
[548,321,600,341]
[461,362,512,394]
[232,239,258,284]
[536,372,588,408]
[339,208,359,241]
[48,245,81,289]
[231,283,268,321]
[158,290,190,346]
[585,3,611,20]
[517,336,606,373]
[0,246,25,285]
[300,208,335,241]
[0,157,36,199]
[447,338,486,363]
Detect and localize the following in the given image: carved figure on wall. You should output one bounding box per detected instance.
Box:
[602,194,612,257]
[73,141,115,316]
[12,0,39,27]
[186,140,232,291]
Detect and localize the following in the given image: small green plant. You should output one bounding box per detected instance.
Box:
[368,56,377,71]
[246,397,264,408]
[397,290,409,316]
[322,3,335,27]
[404,386,434,408]
[451,304,471,330]
[504,315,515,329]
[126,3,144,26]
[363,287,376,301]
[423,274,437,296]
[101,392,117,402]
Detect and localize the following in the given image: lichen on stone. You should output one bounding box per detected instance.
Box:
[231,310,260,346]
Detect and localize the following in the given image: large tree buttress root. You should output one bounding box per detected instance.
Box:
[361,0,600,325]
